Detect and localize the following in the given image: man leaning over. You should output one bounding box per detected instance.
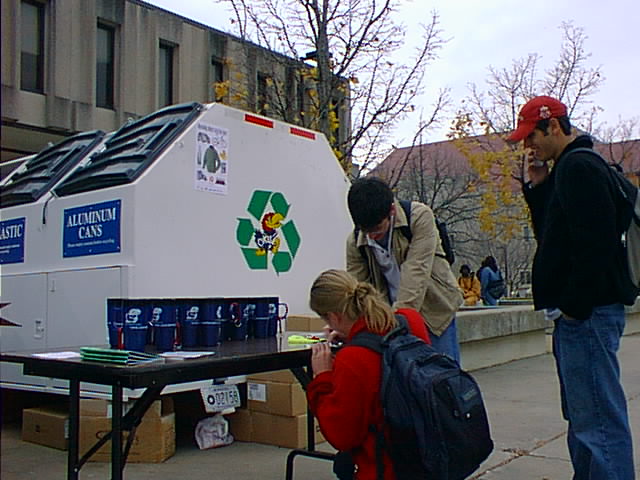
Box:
[345,177,463,362]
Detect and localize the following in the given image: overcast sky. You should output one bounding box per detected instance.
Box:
[144,0,639,144]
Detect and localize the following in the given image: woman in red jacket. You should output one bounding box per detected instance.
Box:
[306,269,430,480]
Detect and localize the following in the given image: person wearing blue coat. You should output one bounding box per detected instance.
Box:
[478,256,501,306]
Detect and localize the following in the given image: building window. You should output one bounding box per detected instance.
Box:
[211,57,224,101]
[158,42,174,107]
[257,73,271,115]
[211,58,224,84]
[96,22,115,109]
[20,0,45,93]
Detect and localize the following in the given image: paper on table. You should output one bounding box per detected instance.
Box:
[159,351,216,360]
[33,351,81,359]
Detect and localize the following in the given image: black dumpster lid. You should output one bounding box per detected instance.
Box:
[54,102,203,197]
[0,130,106,208]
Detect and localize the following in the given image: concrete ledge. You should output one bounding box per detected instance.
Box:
[457,297,640,371]
[457,306,546,371]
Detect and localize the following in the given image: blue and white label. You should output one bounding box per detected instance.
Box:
[0,217,26,264]
[63,200,121,258]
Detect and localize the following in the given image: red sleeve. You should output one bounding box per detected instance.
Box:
[395,307,431,344]
[306,348,381,451]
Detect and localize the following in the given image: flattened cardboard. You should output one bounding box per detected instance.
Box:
[79,412,176,463]
[22,406,69,450]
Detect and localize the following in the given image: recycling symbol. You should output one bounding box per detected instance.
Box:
[236,190,301,273]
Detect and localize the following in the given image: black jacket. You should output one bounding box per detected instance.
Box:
[523,135,634,319]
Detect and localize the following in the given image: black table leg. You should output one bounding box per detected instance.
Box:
[112,385,123,480]
[284,364,335,480]
[67,379,80,480]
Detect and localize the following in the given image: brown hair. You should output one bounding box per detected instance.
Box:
[309,269,396,334]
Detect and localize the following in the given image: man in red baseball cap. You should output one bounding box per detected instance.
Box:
[510,96,636,479]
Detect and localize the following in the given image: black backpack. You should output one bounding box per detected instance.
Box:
[570,148,640,298]
[350,314,493,480]
[355,200,456,265]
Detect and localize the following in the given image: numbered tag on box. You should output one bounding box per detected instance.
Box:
[200,384,241,413]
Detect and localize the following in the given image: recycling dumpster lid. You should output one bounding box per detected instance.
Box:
[54,102,203,197]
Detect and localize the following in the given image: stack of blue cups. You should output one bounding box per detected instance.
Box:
[151,300,178,352]
[177,299,202,348]
[122,299,150,352]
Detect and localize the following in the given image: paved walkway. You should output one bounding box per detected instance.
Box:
[2,334,639,479]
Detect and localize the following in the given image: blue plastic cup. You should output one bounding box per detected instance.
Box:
[202,298,230,322]
[178,299,202,348]
[223,300,251,341]
[123,300,151,352]
[154,323,176,352]
[150,301,177,326]
[199,320,222,346]
[124,324,148,352]
[274,302,288,336]
[106,298,124,349]
[253,317,269,338]
[150,300,177,351]
[252,297,277,339]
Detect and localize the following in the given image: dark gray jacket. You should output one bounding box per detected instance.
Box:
[524,135,634,319]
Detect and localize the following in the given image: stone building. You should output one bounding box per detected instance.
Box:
[1,0,349,177]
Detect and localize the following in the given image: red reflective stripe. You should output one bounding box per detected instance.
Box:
[244,114,273,128]
[290,127,316,140]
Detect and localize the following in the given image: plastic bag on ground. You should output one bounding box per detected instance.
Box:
[195,413,234,450]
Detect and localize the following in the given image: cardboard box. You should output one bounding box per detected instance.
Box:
[286,314,326,332]
[79,412,175,463]
[227,409,324,449]
[247,369,297,384]
[247,380,307,417]
[22,405,69,450]
[227,408,252,442]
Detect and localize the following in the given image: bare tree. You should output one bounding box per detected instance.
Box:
[593,117,640,175]
[218,0,448,174]
[463,22,604,141]
[442,22,610,293]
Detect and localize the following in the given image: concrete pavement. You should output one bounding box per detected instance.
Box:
[2,333,639,479]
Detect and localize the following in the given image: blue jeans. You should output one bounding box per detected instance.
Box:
[429,316,460,364]
[553,304,635,480]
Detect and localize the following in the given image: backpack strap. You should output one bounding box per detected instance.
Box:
[565,147,640,226]
[349,314,409,352]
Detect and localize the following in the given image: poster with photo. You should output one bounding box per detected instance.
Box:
[195,122,229,194]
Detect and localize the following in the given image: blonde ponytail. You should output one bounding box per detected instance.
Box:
[309,269,396,334]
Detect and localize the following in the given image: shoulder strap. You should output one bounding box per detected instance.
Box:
[569,147,639,220]
[349,330,383,353]
[349,314,408,353]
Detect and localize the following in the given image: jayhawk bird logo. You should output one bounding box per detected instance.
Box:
[254,212,284,256]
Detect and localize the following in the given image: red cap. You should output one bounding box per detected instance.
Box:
[507,96,568,142]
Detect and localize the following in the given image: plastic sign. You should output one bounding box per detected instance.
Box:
[201,384,241,413]
[63,200,121,258]
[0,217,26,265]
